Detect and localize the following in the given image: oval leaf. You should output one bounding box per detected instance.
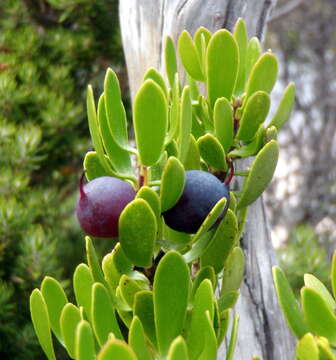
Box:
[160,156,185,212]
[165,36,178,88]
[236,91,270,141]
[136,185,161,221]
[97,339,137,360]
[128,316,152,360]
[184,134,201,170]
[168,336,189,360]
[76,320,96,360]
[84,151,109,181]
[197,134,227,170]
[134,79,168,166]
[178,86,192,164]
[154,251,190,356]
[246,37,262,80]
[119,199,157,268]
[144,67,168,98]
[206,29,239,106]
[237,140,279,209]
[60,303,81,359]
[221,247,245,294]
[233,18,248,95]
[118,275,144,309]
[296,333,319,360]
[214,97,234,152]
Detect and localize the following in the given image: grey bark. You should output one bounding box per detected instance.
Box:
[119,1,295,359]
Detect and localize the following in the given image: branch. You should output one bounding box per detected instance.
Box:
[268,0,304,23]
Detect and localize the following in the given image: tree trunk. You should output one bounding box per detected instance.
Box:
[119,1,295,359]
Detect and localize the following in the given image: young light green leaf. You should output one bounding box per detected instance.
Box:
[41,276,68,341]
[214,97,234,152]
[201,209,238,273]
[160,156,185,212]
[128,316,152,360]
[246,37,262,80]
[84,151,109,181]
[134,290,157,348]
[194,27,212,70]
[144,67,168,98]
[73,263,94,321]
[233,18,248,95]
[316,337,335,360]
[301,287,336,345]
[97,339,137,360]
[237,140,279,209]
[119,199,157,268]
[60,303,81,359]
[332,252,336,300]
[197,134,227,170]
[178,86,192,164]
[165,36,178,88]
[198,310,217,360]
[191,266,217,299]
[304,274,336,312]
[217,309,231,346]
[104,68,129,149]
[187,279,214,359]
[86,236,106,285]
[229,125,265,158]
[166,74,180,144]
[229,192,237,212]
[30,289,56,360]
[184,135,201,170]
[92,282,123,346]
[168,336,189,360]
[76,320,96,360]
[206,29,239,106]
[162,223,192,249]
[272,266,309,338]
[118,275,144,309]
[183,230,215,264]
[178,30,204,81]
[136,185,161,221]
[154,251,190,356]
[148,151,167,182]
[98,95,133,177]
[134,79,168,166]
[236,91,270,141]
[226,314,240,360]
[268,82,296,130]
[245,53,278,100]
[265,126,278,142]
[221,247,244,294]
[296,333,319,360]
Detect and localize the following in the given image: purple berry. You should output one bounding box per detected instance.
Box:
[163,170,230,234]
[76,176,136,238]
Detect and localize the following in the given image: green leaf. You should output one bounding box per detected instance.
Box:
[166,74,180,144]
[194,27,211,71]
[86,236,106,285]
[134,290,157,348]
[76,320,96,360]
[41,276,68,341]
[246,37,262,81]
[119,199,157,267]
[245,53,278,100]
[272,266,309,338]
[237,140,279,209]
[168,336,189,360]
[134,79,168,166]
[178,86,192,164]
[104,68,129,149]
[316,337,335,360]
[304,274,336,312]
[165,36,178,88]
[217,309,230,346]
[206,29,239,106]
[162,223,192,249]
[128,316,152,360]
[214,98,233,152]
[226,314,240,360]
[229,192,237,212]
[178,31,204,81]
[154,251,190,356]
[197,134,227,170]
[87,86,111,174]
[98,95,133,176]
[60,303,81,359]
[229,125,265,158]
[265,126,278,142]
[73,263,94,322]
[218,291,240,312]
[233,18,248,95]
[30,289,56,360]
[183,230,215,264]
[198,311,217,360]
[201,209,238,273]
[187,279,214,359]
[184,135,201,170]
[136,186,161,221]
[191,266,217,299]
[84,151,109,180]
[268,82,296,130]
[148,151,167,182]
[160,156,185,212]
[296,333,319,360]
[221,247,244,294]
[332,252,336,300]
[118,275,144,309]
[98,339,137,360]
[92,282,123,346]
[236,91,270,141]
[302,287,336,345]
[144,67,168,98]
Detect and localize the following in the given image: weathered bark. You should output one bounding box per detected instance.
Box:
[119,1,295,359]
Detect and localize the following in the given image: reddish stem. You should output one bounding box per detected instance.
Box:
[224,161,235,185]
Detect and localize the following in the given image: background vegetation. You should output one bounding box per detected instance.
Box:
[0,0,334,358]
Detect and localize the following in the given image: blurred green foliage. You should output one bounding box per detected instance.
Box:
[0,0,123,358]
[276,225,330,296]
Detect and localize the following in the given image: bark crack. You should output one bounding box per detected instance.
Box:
[158,0,166,71]
[177,0,189,17]
[222,0,235,29]
[256,0,274,39]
